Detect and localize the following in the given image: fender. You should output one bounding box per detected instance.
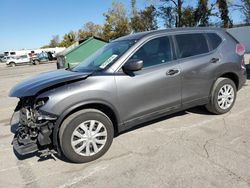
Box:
[208,67,240,99]
[52,100,121,153]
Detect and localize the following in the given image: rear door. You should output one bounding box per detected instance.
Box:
[174,33,221,106]
[19,55,30,64]
[115,36,181,125]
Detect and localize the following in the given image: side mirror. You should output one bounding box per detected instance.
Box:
[123,59,143,72]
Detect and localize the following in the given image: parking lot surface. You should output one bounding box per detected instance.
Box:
[0,64,250,188]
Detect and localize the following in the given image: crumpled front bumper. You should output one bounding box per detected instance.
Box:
[10,109,56,156]
[10,111,39,155]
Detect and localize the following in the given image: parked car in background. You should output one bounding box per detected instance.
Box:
[5,55,31,67]
[4,50,30,57]
[32,51,55,65]
[2,56,16,65]
[0,54,4,62]
[9,28,246,163]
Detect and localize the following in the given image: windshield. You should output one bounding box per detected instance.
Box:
[72,39,137,72]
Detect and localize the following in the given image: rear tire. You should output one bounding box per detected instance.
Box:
[59,109,114,163]
[206,78,236,114]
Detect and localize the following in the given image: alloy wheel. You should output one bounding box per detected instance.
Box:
[217,84,235,110]
[71,120,107,156]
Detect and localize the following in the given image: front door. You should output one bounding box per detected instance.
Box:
[115,36,181,126]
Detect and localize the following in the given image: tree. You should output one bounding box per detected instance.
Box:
[41,44,50,49]
[102,14,113,41]
[240,0,250,24]
[194,0,211,26]
[182,6,196,27]
[139,5,158,31]
[130,0,158,32]
[177,0,183,27]
[216,0,231,28]
[233,0,250,25]
[102,1,130,41]
[159,0,184,27]
[49,35,60,48]
[78,22,102,40]
[130,0,142,32]
[159,6,176,28]
[59,31,77,47]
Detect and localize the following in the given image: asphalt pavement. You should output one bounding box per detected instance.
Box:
[0,63,250,188]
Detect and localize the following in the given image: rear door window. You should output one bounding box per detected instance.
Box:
[207,33,222,50]
[175,33,209,58]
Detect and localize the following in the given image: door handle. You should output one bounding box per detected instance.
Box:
[210,58,220,63]
[166,69,180,76]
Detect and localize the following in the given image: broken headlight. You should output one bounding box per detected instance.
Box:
[33,97,57,121]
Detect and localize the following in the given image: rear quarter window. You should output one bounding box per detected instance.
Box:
[175,33,209,59]
[207,33,222,50]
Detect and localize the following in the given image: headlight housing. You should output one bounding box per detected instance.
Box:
[34,97,49,110]
[34,97,57,121]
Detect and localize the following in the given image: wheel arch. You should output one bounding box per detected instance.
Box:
[52,101,121,154]
[9,61,16,65]
[209,71,239,100]
[219,72,239,90]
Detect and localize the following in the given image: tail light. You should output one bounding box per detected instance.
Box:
[236,44,245,56]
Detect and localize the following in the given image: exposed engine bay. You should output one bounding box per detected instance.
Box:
[12,97,57,156]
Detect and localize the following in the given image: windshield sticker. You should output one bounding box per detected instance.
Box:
[100,54,118,69]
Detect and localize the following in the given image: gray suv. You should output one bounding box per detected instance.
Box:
[10,28,246,163]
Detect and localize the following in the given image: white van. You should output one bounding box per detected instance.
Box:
[4,50,30,57]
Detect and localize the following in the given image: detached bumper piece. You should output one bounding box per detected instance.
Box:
[12,136,38,155]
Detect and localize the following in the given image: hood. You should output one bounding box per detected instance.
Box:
[9,69,91,97]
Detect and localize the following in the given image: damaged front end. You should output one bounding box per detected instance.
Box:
[11,97,57,156]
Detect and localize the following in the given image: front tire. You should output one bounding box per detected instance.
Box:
[59,109,114,163]
[33,60,39,65]
[9,62,16,67]
[206,78,236,114]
